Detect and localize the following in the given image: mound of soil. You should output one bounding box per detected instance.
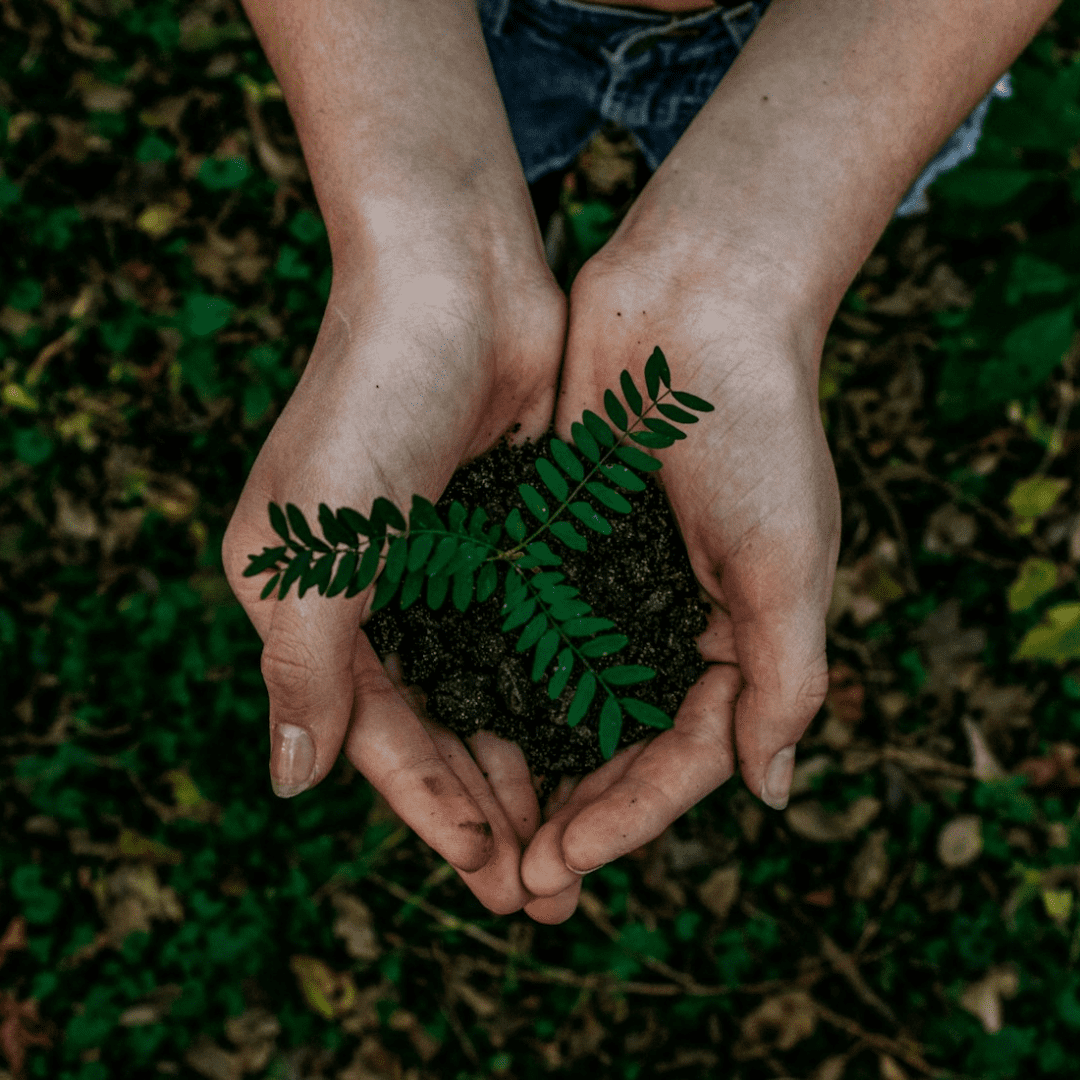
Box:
[363,426,711,808]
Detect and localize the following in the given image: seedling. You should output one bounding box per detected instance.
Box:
[244,346,714,761]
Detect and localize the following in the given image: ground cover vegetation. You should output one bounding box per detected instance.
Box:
[3,1,1080,1078]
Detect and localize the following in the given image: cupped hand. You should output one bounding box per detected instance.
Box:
[222,236,573,912]
[519,240,843,919]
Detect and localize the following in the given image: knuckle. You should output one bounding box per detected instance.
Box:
[260,638,325,709]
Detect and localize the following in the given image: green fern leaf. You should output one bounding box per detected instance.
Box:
[287,503,329,552]
[298,550,335,598]
[597,461,647,492]
[550,597,591,621]
[528,571,565,599]
[569,501,611,535]
[604,388,628,431]
[371,496,407,534]
[505,508,526,543]
[278,549,310,599]
[567,672,597,727]
[531,627,561,681]
[326,550,358,597]
[601,664,655,685]
[338,507,373,539]
[642,416,685,440]
[644,346,671,399]
[579,632,629,657]
[452,568,475,613]
[260,572,281,600]
[585,481,632,514]
[536,457,569,502]
[518,541,563,569]
[630,430,676,449]
[449,500,468,532]
[347,542,382,597]
[519,483,550,524]
[502,569,528,610]
[269,502,290,542]
[550,438,585,481]
[502,596,537,632]
[547,648,574,699]
[516,611,549,653]
[399,566,425,610]
[244,545,287,576]
[614,444,662,472]
[671,388,715,413]
[570,421,600,464]
[582,409,616,448]
[549,520,588,551]
[382,534,408,587]
[476,560,498,603]
[318,503,351,547]
[468,506,489,538]
[620,370,643,416]
[561,616,616,637]
[446,541,484,576]
[370,566,399,612]
[599,695,623,760]
[427,570,450,611]
[406,532,435,572]
[622,698,674,729]
[657,402,699,424]
[427,536,459,577]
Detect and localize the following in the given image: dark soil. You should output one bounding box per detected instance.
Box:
[363,425,711,808]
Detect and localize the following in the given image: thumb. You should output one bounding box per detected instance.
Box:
[730,596,831,813]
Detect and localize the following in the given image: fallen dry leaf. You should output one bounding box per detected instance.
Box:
[183,1033,243,1080]
[330,892,383,963]
[696,864,740,921]
[937,815,983,868]
[845,828,890,900]
[1015,742,1080,788]
[958,964,1020,1034]
[734,989,818,1059]
[785,797,882,843]
[961,715,1008,781]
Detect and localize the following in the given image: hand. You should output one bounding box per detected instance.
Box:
[519,234,843,920]
[222,231,569,907]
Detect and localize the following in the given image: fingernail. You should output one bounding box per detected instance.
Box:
[761,744,796,810]
[566,863,605,876]
[271,723,316,798]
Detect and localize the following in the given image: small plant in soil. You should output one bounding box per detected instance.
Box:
[244,347,714,788]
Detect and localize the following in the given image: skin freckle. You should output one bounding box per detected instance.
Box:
[459,820,492,837]
[422,775,443,796]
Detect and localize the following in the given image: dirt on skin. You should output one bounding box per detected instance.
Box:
[363,424,712,808]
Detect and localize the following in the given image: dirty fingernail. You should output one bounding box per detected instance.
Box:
[271,723,316,798]
[761,744,796,810]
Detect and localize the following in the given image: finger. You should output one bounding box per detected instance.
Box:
[520,740,652,898]
[523,665,741,898]
[419,719,534,915]
[465,731,541,846]
[345,634,495,873]
[523,776,584,924]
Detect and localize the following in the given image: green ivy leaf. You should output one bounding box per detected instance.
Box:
[642,416,685,440]
[338,507,373,538]
[269,502,290,542]
[536,457,569,501]
[568,672,597,727]
[476,561,498,603]
[326,550,358,597]
[569,501,612,535]
[656,402,699,424]
[370,565,399,612]
[620,370,643,416]
[604,388,629,431]
[614,445,662,472]
[428,536,460,577]
[318,503,352,547]
[370,496,407,534]
[622,698,674,729]
[579,633,629,657]
[502,596,537,632]
[505,508,527,543]
[548,648,574,700]
[427,570,450,611]
[532,628,561,682]
[348,542,382,596]
[399,566,425,610]
[244,546,286,577]
[630,430,675,449]
[260,573,281,600]
[530,572,566,599]
[299,550,334,597]
[549,520,588,551]
[582,409,616,449]
[285,503,323,551]
[278,549,310,599]
[519,483,550,524]
[599,696,623,760]
[644,346,671,399]
[517,541,563,568]
[550,438,585,481]
[382,535,409,587]
[452,568,475,613]
[597,461,647,492]
[561,617,617,637]
[602,664,656,685]
[670,388,715,413]
[516,611,549,653]
[550,597,591,621]
[468,506,489,538]
[585,481,632,514]
[409,495,443,533]
[571,421,600,463]
[449,501,468,532]
[407,533,436,572]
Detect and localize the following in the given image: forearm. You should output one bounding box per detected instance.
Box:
[617,0,1061,349]
[238,0,544,271]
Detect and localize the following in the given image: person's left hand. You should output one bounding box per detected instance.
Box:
[518,225,844,922]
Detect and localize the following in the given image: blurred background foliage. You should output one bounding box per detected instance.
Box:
[5,1,1080,1079]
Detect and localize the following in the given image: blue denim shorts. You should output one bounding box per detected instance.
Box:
[478,0,1014,218]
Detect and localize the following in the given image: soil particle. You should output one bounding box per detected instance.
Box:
[364,427,711,807]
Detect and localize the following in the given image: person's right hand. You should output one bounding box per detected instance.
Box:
[221,210,570,914]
